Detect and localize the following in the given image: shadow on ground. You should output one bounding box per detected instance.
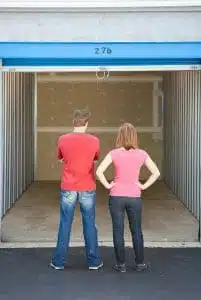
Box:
[0,247,201,300]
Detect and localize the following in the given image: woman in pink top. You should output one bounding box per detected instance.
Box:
[96,123,160,272]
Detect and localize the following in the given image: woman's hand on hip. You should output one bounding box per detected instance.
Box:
[137,181,146,190]
[106,181,116,190]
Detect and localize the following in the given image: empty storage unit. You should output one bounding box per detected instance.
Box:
[0,42,201,245]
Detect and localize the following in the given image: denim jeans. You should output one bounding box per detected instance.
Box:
[109,196,144,265]
[52,190,102,267]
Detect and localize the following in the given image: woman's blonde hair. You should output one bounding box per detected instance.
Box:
[115,123,138,150]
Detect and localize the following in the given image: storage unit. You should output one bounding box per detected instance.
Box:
[0,42,201,244]
[36,72,163,182]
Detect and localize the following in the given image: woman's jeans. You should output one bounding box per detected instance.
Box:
[109,196,144,265]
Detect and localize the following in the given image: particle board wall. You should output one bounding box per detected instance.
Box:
[36,77,162,181]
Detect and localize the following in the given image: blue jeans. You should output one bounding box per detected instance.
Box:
[52,190,102,267]
[109,196,144,265]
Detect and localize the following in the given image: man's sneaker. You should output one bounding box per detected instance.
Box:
[113,264,126,273]
[134,263,150,272]
[89,262,103,270]
[50,262,64,270]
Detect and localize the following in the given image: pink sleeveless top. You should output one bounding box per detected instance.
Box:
[109,148,148,197]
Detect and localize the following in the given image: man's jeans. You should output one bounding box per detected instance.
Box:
[109,196,144,265]
[52,190,102,267]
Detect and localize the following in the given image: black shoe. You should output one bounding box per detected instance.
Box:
[134,263,150,272]
[113,264,126,273]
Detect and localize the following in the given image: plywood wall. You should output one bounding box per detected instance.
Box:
[36,77,163,181]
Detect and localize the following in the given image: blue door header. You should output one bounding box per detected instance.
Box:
[0,41,201,67]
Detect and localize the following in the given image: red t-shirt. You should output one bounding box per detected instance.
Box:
[56,133,100,191]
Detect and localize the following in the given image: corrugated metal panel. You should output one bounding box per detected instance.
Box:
[1,72,35,217]
[163,71,201,220]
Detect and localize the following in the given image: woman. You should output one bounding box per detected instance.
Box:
[96,123,160,272]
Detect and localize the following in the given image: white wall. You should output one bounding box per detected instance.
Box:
[0,11,201,42]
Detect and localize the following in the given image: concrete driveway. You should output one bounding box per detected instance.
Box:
[0,247,201,300]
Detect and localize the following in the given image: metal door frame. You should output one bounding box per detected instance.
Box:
[0,39,201,241]
[2,65,201,73]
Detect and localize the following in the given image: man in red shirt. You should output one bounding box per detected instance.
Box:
[50,109,103,270]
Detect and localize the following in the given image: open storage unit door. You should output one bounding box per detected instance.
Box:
[0,42,200,245]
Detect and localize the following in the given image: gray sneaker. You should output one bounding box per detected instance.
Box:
[50,262,64,270]
[113,264,126,273]
[89,262,103,270]
[134,263,150,272]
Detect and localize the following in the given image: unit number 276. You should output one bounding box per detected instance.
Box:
[94,47,112,55]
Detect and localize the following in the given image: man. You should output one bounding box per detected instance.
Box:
[50,109,103,270]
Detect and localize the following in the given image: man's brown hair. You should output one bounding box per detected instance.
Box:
[115,123,138,150]
[72,108,91,127]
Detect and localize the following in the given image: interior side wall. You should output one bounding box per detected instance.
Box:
[163,71,201,220]
[36,73,163,181]
[1,72,35,217]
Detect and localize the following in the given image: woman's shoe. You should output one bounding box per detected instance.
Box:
[134,263,150,272]
[113,263,126,273]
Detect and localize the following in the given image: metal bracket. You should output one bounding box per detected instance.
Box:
[96,67,110,80]
[190,65,201,71]
[152,132,163,141]
[152,82,163,142]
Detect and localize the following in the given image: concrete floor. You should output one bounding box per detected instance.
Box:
[1,181,199,243]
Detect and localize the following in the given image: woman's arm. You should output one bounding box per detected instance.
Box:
[96,153,114,189]
[139,156,160,190]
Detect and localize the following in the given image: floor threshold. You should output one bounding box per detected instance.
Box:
[0,241,201,249]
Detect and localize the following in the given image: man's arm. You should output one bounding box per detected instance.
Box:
[56,139,63,162]
[94,139,100,161]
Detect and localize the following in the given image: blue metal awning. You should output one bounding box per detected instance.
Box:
[0,41,201,67]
